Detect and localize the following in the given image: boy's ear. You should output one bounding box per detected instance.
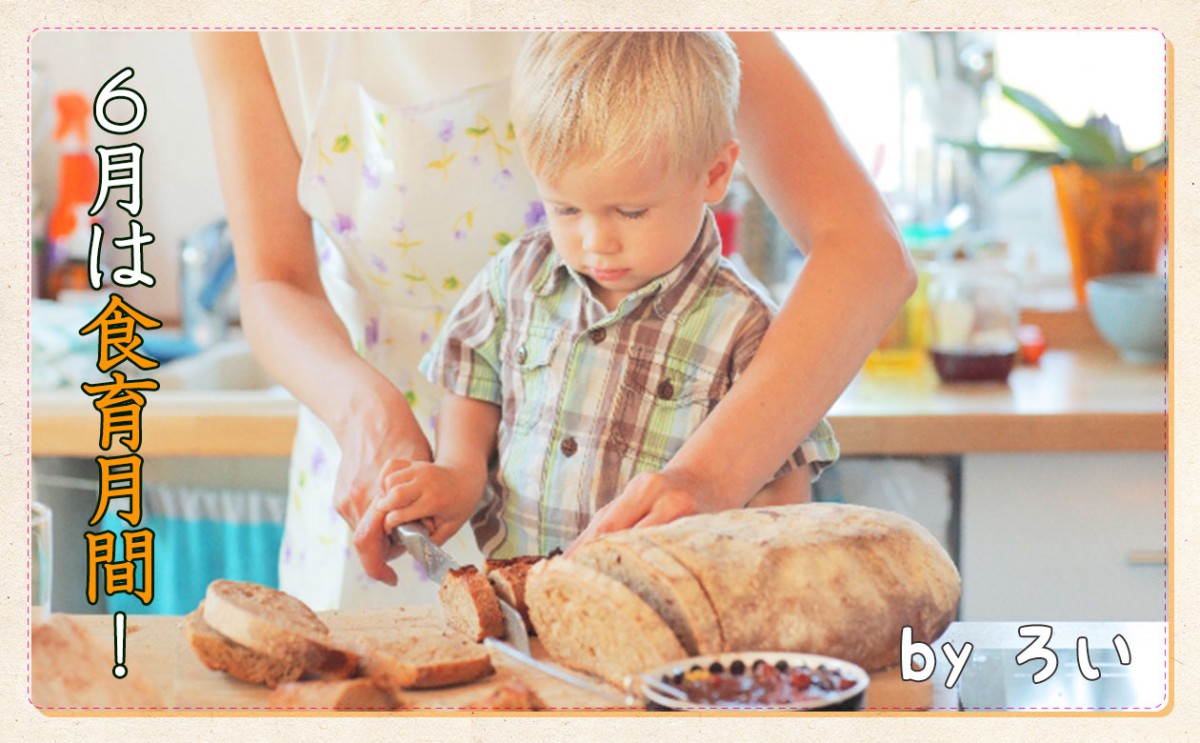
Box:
[703,140,741,204]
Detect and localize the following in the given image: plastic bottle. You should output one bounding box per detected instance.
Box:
[44,92,101,301]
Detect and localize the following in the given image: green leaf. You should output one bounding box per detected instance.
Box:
[939,138,1064,189]
[1131,142,1168,168]
[940,138,1064,161]
[1005,151,1065,187]
[333,134,352,154]
[1001,85,1122,167]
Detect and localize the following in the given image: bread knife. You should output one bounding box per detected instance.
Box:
[483,637,630,707]
[392,521,531,654]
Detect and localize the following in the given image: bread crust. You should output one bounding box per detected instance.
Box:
[639,504,962,671]
[439,565,505,642]
[484,556,543,634]
[183,605,305,688]
[202,580,358,679]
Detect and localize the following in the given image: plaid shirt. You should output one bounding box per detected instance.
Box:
[420,211,838,557]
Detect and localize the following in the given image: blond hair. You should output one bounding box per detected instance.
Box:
[510,32,740,181]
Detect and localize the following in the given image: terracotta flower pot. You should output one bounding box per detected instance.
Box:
[1049,162,1167,305]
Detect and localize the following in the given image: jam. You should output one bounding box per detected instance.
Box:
[930,348,1017,383]
[662,660,857,707]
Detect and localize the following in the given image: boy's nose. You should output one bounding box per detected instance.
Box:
[581,219,619,254]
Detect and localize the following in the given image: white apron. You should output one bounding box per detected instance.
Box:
[265,33,540,609]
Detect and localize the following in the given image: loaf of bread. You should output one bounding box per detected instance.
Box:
[529,503,961,680]
[267,678,399,710]
[184,604,306,688]
[201,580,358,680]
[439,565,505,642]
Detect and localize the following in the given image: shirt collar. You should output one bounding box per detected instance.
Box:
[531,208,723,321]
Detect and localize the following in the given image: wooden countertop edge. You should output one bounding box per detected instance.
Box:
[830,411,1167,456]
[32,408,1165,457]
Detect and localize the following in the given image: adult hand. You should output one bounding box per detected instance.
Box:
[565,466,735,556]
[377,459,484,547]
[333,393,433,586]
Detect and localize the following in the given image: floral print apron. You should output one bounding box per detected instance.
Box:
[278,43,542,609]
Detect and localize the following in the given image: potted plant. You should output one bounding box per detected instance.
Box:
[952,85,1167,304]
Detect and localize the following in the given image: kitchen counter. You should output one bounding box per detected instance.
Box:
[830,343,1166,455]
[30,611,1167,714]
[31,324,1167,458]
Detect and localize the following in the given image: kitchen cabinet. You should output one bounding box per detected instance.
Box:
[960,451,1166,622]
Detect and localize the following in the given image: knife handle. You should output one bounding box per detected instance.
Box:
[388,520,432,556]
[394,520,432,540]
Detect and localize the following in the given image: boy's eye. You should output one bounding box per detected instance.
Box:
[618,208,648,220]
[552,205,580,217]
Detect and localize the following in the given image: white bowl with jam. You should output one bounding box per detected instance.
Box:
[629,652,869,711]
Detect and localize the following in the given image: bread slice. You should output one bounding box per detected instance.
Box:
[201,580,358,680]
[638,504,962,671]
[571,533,723,656]
[526,557,687,686]
[357,629,494,689]
[267,678,399,710]
[183,604,305,688]
[439,565,505,642]
[463,677,545,711]
[484,556,543,634]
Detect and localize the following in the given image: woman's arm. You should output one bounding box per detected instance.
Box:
[192,32,431,585]
[570,32,914,544]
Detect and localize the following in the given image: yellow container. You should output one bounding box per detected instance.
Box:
[864,264,930,376]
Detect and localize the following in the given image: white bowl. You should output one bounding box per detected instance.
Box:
[1085,272,1168,363]
[630,651,869,711]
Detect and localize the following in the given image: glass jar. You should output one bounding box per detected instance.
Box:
[926,260,1020,383]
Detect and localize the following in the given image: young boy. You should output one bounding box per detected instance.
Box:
[378,32,838,558]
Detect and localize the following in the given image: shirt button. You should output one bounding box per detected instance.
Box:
[516,345,528,364]
[560,437,578,457]
[589,327,607,344]
[656,379,675,400]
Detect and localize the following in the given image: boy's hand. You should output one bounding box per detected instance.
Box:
[377,458,483,547]
[334,390,433,587]
[566,467,728,555]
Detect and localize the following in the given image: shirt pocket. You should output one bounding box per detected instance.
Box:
[502,324,565,435]
[610,346,728,468]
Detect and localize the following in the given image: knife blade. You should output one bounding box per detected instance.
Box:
[392,521,531,654]
[483,637,630,707]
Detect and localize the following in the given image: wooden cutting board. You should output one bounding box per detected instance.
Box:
[32,608,931,713]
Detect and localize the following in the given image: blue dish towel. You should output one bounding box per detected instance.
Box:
[101,485,285,615]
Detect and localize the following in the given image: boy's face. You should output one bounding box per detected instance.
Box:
[536,143,737,312]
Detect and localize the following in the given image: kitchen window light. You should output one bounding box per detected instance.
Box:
[776,30,1167,310]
